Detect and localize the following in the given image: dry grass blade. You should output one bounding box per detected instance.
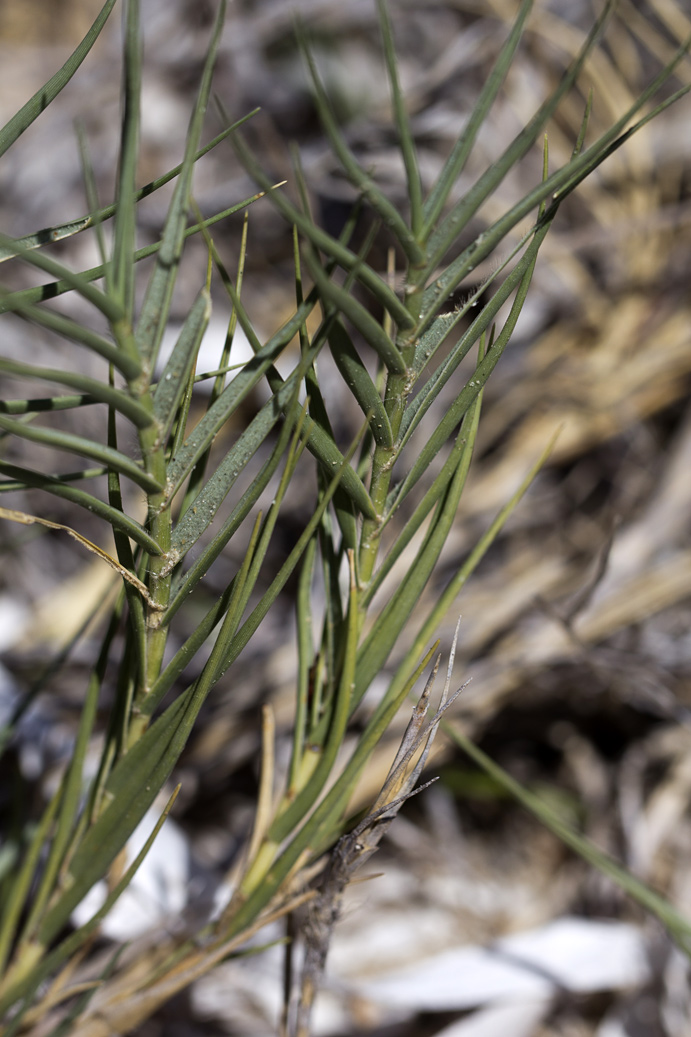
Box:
[0,506,155,606]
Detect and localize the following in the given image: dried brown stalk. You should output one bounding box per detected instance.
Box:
[291,622,466,1037]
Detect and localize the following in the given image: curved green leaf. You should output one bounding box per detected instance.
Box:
[0,416,162,494]
[171,361,375,560]
[0,193,265,309]
[446,723,691,957]
[305,250,406,375]
[399,230,546,454]
[169,398,283,561]
[35,689,191,946]
[134,0,227,366]
[149,420,367,721]
[164,297,315,499]
[0,0,117,159]
[417,37,691,332]
[395,225,546,512]
[363,416,477,609]
[0,115,259,266]
[109,0,141,318]
[376,0,423,238]
[229,128,415,331]
[153,287,211,438]
[269,553,359,844]
[230,641,437,931]
[0,467,105,491]
[1,299,141,381]
[164,393,299,623]
[383,434,558,719]
[421,0,533,235]
[0,233,124,325]
[0,790,177,1020]
[0,397,100,416]
[297,25,424,267]
[329,319,392,447]
[0,357,153,428]
[0,790,61,978]
[0,461,161,555]
[354,381,482,704]
[422,1,614,278]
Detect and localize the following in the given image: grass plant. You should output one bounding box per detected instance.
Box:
[0,0,689,1033]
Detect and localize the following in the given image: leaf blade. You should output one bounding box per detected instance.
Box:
[0,461,162,555]
[0,0,117,159]
[134,0,227,366]
[153,286,211,438]
[0,415,163,495]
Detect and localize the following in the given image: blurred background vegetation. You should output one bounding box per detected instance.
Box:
[1,1,691,1034]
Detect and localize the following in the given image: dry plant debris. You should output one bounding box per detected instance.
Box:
[1,0,691,1035]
